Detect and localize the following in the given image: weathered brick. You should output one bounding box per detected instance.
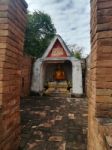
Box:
[88,0,112,149]
[96,89,112,96]
[97,1,112,9]
[0,0,27,149]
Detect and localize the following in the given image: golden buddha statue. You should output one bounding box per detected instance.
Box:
[54,65,65,81]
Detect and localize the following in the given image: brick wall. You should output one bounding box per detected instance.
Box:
[0,0,27,149]
[88,0,112,149]
[20,54,33,97]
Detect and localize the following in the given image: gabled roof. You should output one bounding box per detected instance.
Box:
[42,34,72,58]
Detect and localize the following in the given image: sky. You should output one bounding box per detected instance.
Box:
[26,0,90,56]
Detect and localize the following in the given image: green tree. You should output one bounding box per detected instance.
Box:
[24,11,56,57]
[68,44,84,59]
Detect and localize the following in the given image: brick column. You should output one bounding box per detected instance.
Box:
[20,55,33,97]
[88,0,112,149]
[0,0,27,149]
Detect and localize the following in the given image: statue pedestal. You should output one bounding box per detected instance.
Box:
[45,81,69,94]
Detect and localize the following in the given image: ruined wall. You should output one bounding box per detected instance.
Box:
[85,55,91,97]
[88,0,112,149]
[0,0,27,149]
[20,54,33,97]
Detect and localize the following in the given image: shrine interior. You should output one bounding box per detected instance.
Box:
[42,60,72,94]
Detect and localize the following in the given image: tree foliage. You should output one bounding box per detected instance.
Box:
[24,11,56,57]
[68,44,84,59]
